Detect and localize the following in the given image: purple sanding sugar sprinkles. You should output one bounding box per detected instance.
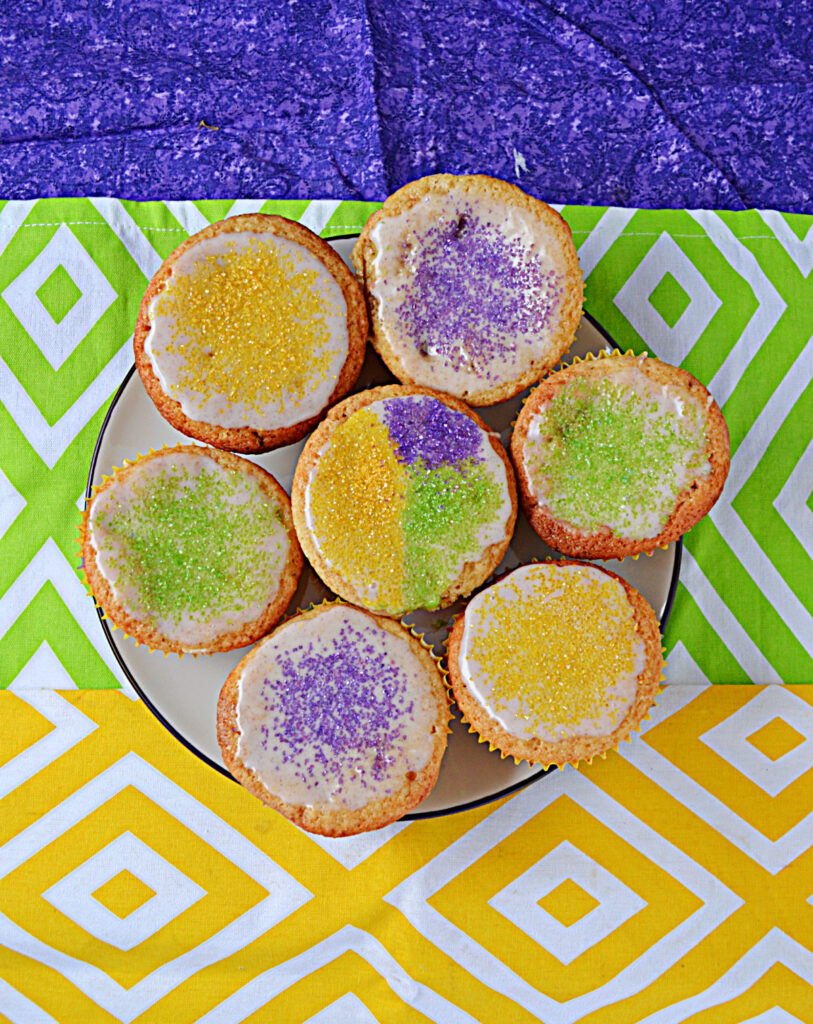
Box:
[393,210,562,380]
[259,623,415,796]
[382,395,482,469]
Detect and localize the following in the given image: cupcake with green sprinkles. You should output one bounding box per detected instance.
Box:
[447,560,665,767]
[510,351,730,560]
[291,385,518,617]
[80,445,303,655]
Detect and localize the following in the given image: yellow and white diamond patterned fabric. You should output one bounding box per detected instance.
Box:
[1,687,812,1022]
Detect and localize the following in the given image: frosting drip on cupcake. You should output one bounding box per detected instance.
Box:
[89,451,290,646]
[521,360,711,539]
[303,395,512,613]
[459,563,646,742]
[145,231,349,430]
[369,191,563,392]
[236,606,439,809]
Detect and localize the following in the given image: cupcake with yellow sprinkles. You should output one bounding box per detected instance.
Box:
[80,445,303,655]
[292,385,517,617]
[134,214,368,453]
[446,561,664,766]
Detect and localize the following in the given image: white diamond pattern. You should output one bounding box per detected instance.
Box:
[643,929,813,1023]
[9,640,77,691]
[2,223,116,371]
[385,769,742,1024]
[0,538,132,692]
[700,687,813,797]
[0,752,312,1023]
[42,831,205,951]
[621,688,813,873]
[306,822,410,869]
[489,841,646,965]
[741,1011,805,1024]
[0,691,96,800]
[758,210,813,277]
[774,440,813,553]
[614,231,722,364]
[195,925,479,1024]
[304,993,380,1024]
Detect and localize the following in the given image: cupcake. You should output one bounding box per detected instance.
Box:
[291,385,517,617]
[511,352,730,559]
[351,173,583,406]
[447,561,664,766]
[134,214,368,453]
[80,445,303,654]
[217,602,450,835]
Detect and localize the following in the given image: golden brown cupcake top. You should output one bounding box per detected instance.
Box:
[135,214,368,453]
[81,445,302,654]
[511,352,729,558]
[447,560,664,766]
[217,603,449,835]
[352,174,583,406]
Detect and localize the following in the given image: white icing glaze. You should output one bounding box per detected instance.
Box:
[521,360,711,540]
[88,451,290,647]
[458,563,646,742]
[236,605,441,810]
[369,190,568,396]
[302,394,513,610]
[145,231,350,430]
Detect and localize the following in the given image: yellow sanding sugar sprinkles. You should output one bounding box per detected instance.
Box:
[458,562,646,743]
[145,231,349,429]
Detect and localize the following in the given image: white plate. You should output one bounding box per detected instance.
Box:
[87,236,680,818]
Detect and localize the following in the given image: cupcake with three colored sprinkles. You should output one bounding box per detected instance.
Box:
[134,213,368,453]
[447,561,664,767]
[511,352,730,560]
[291,386,517,617]
[352,174,583,405]
[217,602,450,835]
[80,446,303,654]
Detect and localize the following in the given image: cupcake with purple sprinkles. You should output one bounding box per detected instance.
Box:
[352,174,583,406]
[217,602,450,835]
[291,385,517,617]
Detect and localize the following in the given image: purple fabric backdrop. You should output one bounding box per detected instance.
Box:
[1,0,810,210]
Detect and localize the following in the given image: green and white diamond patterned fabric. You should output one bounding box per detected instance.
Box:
[0,197,810,689]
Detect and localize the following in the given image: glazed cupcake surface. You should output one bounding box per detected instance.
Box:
[511,353,730,559]
[81,446,302,654]
[217,603,449,835]
[447,561,664,766]
[135,214,368,453]
[292,386,517,617]
[352,174,583,405]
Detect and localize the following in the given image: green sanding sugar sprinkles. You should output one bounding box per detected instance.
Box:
[294,388,517,617]
[80,446,303,655]
[526,372,707,536]
[511,351,730,560]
